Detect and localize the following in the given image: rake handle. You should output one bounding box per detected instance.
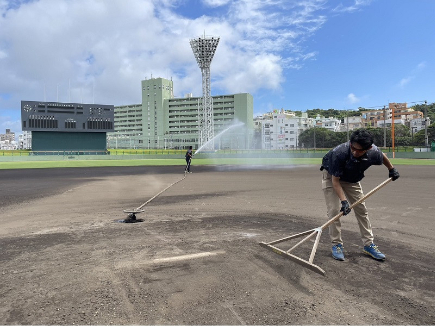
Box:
[320,177,393,231]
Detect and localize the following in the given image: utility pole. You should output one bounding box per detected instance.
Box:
[392,104,396,158]
[383,105,387,147]
[424,100,429,148]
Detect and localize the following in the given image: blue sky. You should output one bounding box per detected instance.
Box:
[1,0,434,135]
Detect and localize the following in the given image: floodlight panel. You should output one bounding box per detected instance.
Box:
[190,37,220,69]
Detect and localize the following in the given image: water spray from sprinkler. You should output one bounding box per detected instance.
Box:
[195,122,245,156]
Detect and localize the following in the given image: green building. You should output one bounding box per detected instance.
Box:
[108,77,253,149]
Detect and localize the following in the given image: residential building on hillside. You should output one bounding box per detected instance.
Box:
[362,109,390,128]
[260,109,315,149]
[339,116,364,132]
[389,103,423,124]
[294,112,314,135]
[0,129,17,149]
[108,77,254,150]
[0,129,15,142]
[314,115,341,131]
[362,103,424,128]
[410,117,431,135]
[362,103,424,130]
[377,117,406,128]
[262,113,299,150]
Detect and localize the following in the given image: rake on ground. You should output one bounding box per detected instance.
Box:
[259,178,393,276]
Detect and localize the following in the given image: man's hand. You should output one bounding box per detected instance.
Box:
[340,200,351,215]
[389,168,400,181]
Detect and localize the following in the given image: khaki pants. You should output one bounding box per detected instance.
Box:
[322,171,374,246]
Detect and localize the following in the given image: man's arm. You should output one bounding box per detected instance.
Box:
[383,153,400,181]
[332,175,352,215]
[332,175,347,201]
[382,153,394,170]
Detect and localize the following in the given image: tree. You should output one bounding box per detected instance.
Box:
[391,125,412,146]
[413,123,435,146]
[298,125,416,149]
[365,127,389,147]
[298,128,347,149]
[289,102,435,149]
[412,102,435,123]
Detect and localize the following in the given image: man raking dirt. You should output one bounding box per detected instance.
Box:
[260,129,400,275]
[320,129,400,261]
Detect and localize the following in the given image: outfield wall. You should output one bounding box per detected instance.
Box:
[1,151,434,162]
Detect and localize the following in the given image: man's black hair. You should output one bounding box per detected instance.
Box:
[350,129,374,150]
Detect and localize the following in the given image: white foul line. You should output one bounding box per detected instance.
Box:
[151,250,226,263]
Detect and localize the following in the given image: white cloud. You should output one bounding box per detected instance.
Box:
[202,0,231,7]
[416,61,426,71]
[0,0,370,131]
[214,52,284,94]
[332,0,372,13]
[347,93,360,104]
[397,61,426,89]
[1,0,328,103]
[1,0,164,105]
[0,114,21,137]
[399,77,413,88]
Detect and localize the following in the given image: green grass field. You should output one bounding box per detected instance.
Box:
[0,157,434,170]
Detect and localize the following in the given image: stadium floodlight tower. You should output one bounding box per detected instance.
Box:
[190,34,220,151]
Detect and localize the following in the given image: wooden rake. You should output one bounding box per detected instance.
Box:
[259,177,393,276]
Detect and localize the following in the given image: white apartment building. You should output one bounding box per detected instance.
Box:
[0,129,18,149]
[377,118,406,128]
[18,131,32,150]
[0,129,15,142]
[257,104,428,150]
[409,117,431,134]
[339,116,364,132]
[0,139,17,150]
[262,110,305,149]
[314,115,341,131]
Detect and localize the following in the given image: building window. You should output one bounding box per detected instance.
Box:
[65,119,76,129]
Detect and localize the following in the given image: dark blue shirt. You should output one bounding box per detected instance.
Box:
[322,142,383,183]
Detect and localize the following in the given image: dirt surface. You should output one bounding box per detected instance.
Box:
[0,164,434,325]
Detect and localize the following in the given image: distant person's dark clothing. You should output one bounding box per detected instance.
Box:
[185,148,193,173]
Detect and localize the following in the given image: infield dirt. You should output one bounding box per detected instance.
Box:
[0,164,434,324]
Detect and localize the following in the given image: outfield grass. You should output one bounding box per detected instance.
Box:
[0,157,434,170]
